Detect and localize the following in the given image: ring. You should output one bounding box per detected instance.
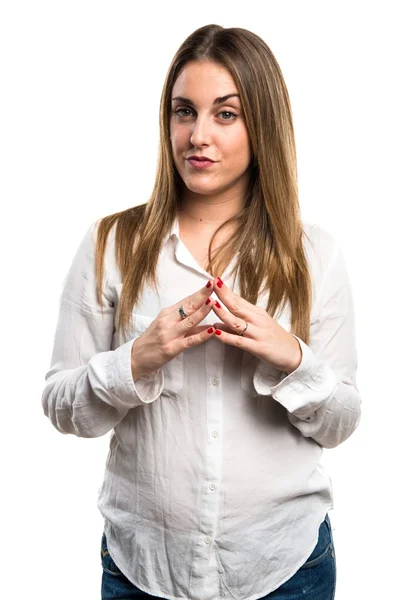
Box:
[237,321,248,336]
[178,306,188,319]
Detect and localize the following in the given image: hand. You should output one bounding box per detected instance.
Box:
[210,277,302,374]
[131,281,215,379]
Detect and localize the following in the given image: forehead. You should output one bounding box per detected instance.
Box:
[171,61,238,98]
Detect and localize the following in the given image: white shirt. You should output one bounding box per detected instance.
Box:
[42,216,361,600]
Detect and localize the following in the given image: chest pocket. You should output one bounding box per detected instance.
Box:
[240,322,292,398]
[131,313,184,398]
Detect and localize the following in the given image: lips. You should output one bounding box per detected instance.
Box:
[187,156,215,162]
[187,158,215,169]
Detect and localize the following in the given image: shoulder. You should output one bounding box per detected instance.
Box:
[300,221,347,313]
[301,220,353,314]
[94,216,120,273]
[301,220,340,271]
[74,218,120,287]
[76,218,118,260]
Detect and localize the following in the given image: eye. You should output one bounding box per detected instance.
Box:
[174,108,193,117]
[172,108,239,121]
[219,110,238,121]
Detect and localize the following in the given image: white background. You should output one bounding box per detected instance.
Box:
[1,1,399,598]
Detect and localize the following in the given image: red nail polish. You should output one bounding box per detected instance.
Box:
[215,329,222,335]
[217,277,223,288]
[215,301,221,308]
[207,327,214,334]
[205,298,211,305]
[206,281,212,288]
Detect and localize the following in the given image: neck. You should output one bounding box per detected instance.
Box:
[178,186,247,226]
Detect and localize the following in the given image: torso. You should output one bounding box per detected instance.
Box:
[180,236,213,272]
[178,217,236,273]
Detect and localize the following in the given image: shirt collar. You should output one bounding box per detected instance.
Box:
[160,215,180,248]
[161,214,215,278]
[162,214,240,283]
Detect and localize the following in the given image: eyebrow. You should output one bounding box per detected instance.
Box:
[171,94,240,106]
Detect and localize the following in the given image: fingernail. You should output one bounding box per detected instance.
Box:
[217,277,223,288]
[205,298,211,305]
[215,329,222,335]
[207,327,214,334]
[215,301,221,308]
[206,281,212,288]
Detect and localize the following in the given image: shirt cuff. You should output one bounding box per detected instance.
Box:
[253,334,340,418]
[108,338,164,406]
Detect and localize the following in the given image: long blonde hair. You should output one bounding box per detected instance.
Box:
[95,24,313,344]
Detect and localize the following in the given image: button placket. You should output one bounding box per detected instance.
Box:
[195,341,222,566]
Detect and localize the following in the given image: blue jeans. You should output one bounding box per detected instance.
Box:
[101,514,336,599]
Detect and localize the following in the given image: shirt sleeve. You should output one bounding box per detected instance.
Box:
[253,233,362,449]
[41,220,164,438]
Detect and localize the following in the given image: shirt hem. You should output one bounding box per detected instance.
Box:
[102,503,334,600]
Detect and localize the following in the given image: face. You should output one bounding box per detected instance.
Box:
[170,60,252,203]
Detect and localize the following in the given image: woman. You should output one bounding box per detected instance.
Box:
[42,24,361,600]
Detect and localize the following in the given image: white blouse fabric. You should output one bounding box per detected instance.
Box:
[42,216,361,600]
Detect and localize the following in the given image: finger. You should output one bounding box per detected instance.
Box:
[183,324,213,337]
[212,301,251,336]
[213,326,257,351]
[212,276,257,318]
[179,325,216,350]
[166,280,214,318]
[177,297,215,336]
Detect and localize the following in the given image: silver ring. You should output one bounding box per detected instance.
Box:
[178,306,188,319]
[237,321,248,336]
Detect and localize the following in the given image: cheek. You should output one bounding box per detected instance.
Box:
[170,129,187,157]
[226,141,252,170]
[170,121,187,140]
[224,128,251,160]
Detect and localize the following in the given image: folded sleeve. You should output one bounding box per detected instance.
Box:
[41,220,164,438]
[253,234,362,449]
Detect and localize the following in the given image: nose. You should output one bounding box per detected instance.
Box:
[190,114,212,147]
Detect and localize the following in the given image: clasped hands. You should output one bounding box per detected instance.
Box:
[131,277,302,381]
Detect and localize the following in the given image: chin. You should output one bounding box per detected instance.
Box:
[184,181,218,195]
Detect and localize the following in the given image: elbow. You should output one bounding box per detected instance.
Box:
[42,404,110,439]
[41,367,130,439]
[41,386,109,439]
[318,407,362,449]
[41,388,77,436]
[41,373,75,435]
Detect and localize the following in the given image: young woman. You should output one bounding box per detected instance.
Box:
[42,24,361,600]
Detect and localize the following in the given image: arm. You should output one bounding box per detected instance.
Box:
[254,231,362,449]
[41,221,164,438]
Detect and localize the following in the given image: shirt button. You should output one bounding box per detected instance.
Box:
[211,377,219,386]
[212,430,219,438]
[205,537,212,544]
[209,483,216,491]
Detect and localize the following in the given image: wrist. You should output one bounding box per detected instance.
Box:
[131,341,145,380]
[284,336,303,375]
[131,362,144,381]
